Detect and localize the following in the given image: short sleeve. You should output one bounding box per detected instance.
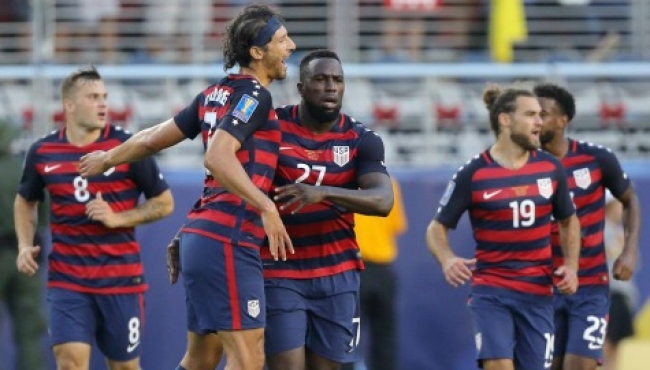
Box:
[217,88,273,143]
[17,143,45,202]
[552,161,576,221]
[356,129,388,176]
[597,148,631,199]
[434,165,473,229]
[128,157,170,199]
[173,92,202,140]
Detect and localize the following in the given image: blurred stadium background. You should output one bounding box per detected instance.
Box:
[1,0,650,369]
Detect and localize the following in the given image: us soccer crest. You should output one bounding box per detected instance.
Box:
[333,146,350,167]
[573,168,592,190]
[247,299,260,318]
[537,177,553,199]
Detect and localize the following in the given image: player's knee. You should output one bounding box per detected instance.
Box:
[106,358,141,370]
[53,346,88,370]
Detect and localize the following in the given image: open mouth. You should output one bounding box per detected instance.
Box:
[322,97,339,109]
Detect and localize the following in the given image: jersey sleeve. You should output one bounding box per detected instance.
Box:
[356,129,388,176]
[434,165,473,229]
[17,143,45,202]
[128,157,170,199]
[173,92,202,140]
[552,160,576,221]
[596,148,631,199]
[217,87,273,143]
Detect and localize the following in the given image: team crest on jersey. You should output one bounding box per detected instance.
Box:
[573,168,592,190]
[247,299,260,318]
[537,177,553,199]
[333,146,350,167]
[232,94,259,123]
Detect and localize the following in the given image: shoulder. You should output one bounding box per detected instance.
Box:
[107,125,133,141]
[28,129,60,152]
[454,153,487,182]
[571,138,618,160]
[534,149,563,167]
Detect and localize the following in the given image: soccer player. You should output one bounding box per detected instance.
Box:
[78,5,296,369]
[263,49,393,370]
[426,84,581,370]
[534,83,641,370]
[14,66,173,370]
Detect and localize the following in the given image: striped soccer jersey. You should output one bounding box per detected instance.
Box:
[18,124,169,294]
[261,105,388,279]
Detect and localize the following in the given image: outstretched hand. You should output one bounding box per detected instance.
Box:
[79,150,110,177]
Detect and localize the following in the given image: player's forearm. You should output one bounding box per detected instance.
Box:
[426,220,455,266]
[106,119,184,167]
[621,191,641,255]
[558,214,580,269]
[113,190,174,228]
[321,186,393,216]
[13,195,39,249]
[206,153,276,213]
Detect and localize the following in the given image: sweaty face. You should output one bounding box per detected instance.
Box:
[300,58,345,123]
[508,96,543,151]
[262,26,295,81]
[538,97,564,146]
[66,79,108,131]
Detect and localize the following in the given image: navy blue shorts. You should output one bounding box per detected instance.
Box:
[264,270,360,363]
[180,232,265,332]
[468,294,554,370]
[554,293,609,362]
[47,288,145,361]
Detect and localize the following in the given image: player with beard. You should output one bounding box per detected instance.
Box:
[262,49,394,370]
[534,83,640,370]
[426,84,581,370]
[78,5,296,369]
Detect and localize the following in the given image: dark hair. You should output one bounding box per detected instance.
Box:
[223,4,283,70]
[533,82,576,122]
[482,84,535,134]
[298,49,341,82]
[60,66,102,99]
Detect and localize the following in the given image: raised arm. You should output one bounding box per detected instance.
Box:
[79,119,186,177]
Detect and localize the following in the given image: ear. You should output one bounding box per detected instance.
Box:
[497,111,511,129]
[249,46,265,62]
[559,115,569,130]
[63,97,74,113]
[296,81,304,96]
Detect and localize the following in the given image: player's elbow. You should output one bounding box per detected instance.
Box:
[375,196,394,217]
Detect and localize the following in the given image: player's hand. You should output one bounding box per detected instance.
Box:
[554,265,578,295]
[79,150,110,177]
[16,245,41,276]
[261,207,294,261]
[612,250,637,281]
[274,184,326,214]
[86,192,120,228]
[442,256,476,288]
[167,236,181,285]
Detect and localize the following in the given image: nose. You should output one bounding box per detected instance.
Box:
[288,37,296,52]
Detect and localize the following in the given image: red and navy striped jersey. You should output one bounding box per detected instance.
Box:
[551,139,631,294]
[17,125,169,295]
[435,149,575,302]
[261,105,388,280]
[174,75,280,249]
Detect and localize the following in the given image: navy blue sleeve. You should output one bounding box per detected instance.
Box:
[356,129,388,176]
[552,160,576,221]
[434,165,473,229]
[128,157,170,199]
[17,142,45,202]
[218,87,273,143]
[173,92,202,140]
[597,147,631,199]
